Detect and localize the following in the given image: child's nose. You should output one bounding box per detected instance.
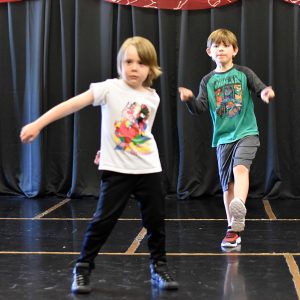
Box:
[131,63,138,69]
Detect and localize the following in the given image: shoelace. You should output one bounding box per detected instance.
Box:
[76,274,89,286]
[156,270,174,282]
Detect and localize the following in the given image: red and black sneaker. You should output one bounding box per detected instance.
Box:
[221,231,241,248]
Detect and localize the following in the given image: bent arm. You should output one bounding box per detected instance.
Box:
[179,82,209,115]
[20,89,94,143]
[261,86,275,104]
[186,94,209,114]
[239,65,275,103]
[186,80,209,114]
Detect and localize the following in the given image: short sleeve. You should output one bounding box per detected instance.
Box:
[90,80,110,106]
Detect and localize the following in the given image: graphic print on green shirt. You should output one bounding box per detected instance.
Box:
[206,66,262,147]
[186,65,267,147]
[215,79,242,118]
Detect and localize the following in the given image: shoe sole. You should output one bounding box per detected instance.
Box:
[221,236,241,248]
[151,279,179,290]
[221,244,242,252]
[230,198,247,232]
[71,289,91,294]
[71,285,91,294]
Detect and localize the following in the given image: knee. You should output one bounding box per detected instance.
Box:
[233,165,249,176]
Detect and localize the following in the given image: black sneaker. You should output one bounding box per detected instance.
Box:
[71,262,91,294]
[150,262,179,290]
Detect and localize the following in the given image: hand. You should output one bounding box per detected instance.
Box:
[261,86,275,104]
[178,87,194,102]
[20,122,41,143]
[94,150,100,165]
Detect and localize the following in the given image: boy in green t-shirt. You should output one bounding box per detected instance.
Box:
[179,28,275,249]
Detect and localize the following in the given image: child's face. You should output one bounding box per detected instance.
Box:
[120,45,150,90]
[206,41,238,66]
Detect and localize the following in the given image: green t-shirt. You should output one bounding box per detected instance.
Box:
[186,65,267,147]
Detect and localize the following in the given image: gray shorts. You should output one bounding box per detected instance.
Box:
[216,135,260,192]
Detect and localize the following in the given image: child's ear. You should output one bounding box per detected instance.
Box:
[233,47,239,57]
[206,47,212,57]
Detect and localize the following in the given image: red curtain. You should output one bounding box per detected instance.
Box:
[0,0,298,7]
[104,0,239,10]
[283,0,300,4]
[103,0,299,9]
[0,0,22,2]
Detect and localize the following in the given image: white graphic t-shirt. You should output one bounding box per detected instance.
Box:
[91,79,162,174]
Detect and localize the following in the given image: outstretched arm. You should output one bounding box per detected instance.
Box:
[20,89,94,143]
[261,86,275,104]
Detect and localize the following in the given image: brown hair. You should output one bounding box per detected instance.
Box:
[117,36,162,87]
[207,29,238,50]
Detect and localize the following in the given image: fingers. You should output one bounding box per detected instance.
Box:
[178,87,184,98]
[20,132,32,143]
[261,86,275,104]
[94,150,100,165]
[20,126,37,143]
[178,87,193,101]
[265,86,275,98]
[262,98,269,104]
[20,130,27,143]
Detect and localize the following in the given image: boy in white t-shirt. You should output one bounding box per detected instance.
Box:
[20,36,178,294]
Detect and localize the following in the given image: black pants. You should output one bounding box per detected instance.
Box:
[77,171,166,269]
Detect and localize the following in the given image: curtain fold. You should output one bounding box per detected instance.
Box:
[0,0,299,200]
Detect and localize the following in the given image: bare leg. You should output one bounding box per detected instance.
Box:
[233,164,249,203]
[223,165,249,226]
[221,181,242,248]
[223,182,234,227]
[229,164,249,232]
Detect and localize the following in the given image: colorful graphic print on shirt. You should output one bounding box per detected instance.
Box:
[113,102,152,155]
[214,76,243,118]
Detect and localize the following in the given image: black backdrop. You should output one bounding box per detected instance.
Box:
[0,0,299,200]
